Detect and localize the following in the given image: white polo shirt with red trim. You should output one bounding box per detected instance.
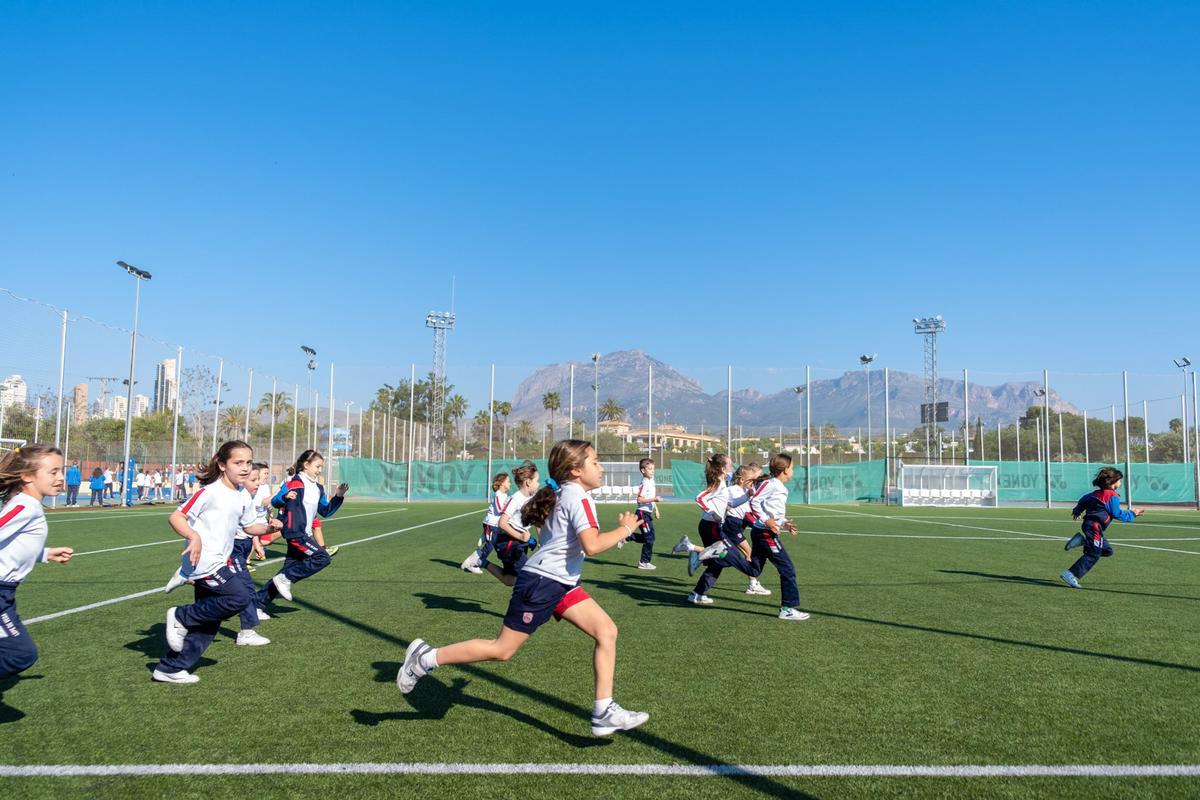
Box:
[0,493,49,584]
[636,477,656,513]
[178,480,256,578]
[503,489,534,535]
[522,481,597,586]
[483,490,510,527]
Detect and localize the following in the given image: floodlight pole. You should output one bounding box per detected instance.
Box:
[170,347,183,495]
[268,376,277,470]
[1110,405,1117,464]
[806,366,812,504]
[883,367,891,503]
[486,364,495,501]
[1083,411,1089,464]
[244,368,253,444]
[211,358,224,454]
[592,354,600,453]
[963,368,969,466]
[117,261,151,507]
[726,365,733,458]
[569,364,575,438]
[1192,370,1199,511]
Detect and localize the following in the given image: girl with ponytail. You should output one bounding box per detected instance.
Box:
[398,440,652,737]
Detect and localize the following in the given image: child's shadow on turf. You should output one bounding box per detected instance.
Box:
[0,674,43,724]
[938,570,1200,602]
[413,592,503,618]
[352,662,608,749]
[586,577,769,616]
[123,624,218,672]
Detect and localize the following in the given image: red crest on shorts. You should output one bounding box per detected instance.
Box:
[522,612,533,624]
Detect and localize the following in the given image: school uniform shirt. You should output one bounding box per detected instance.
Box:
[696,484,731,522]
[152,472,163,486]
[483,490,510,527]
[636,478,656,513]
[177,480,256,578]
[725,485,751,521]
[749,477,789,528]
[273,472,343,537]
[504,490,534,536]
[236,484,273,540]
[0,493,50,584]
[522,482,598,587]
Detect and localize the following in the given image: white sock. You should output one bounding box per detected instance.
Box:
[593,697,612,716]
[419,648,439,671]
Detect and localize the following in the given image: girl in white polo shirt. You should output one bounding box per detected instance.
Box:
[154,440,273,684]
[0,445,74,682]
[398,440,650,737]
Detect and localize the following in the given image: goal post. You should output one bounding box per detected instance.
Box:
[899,463,998,507]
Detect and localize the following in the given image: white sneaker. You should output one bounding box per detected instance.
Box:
[616,539,625,549]
[164,569,189,593]
[272,573,293,601]
[778,607,810,621]
[256,608,271,621]
[698,541,727,561]
[687,592,714,605]
[1060,569,1082,589]
[460,552,483,574]
[151,668,199,684]
[591,701,649,736]
[637,562,657,571]
[671,535,693,554]
[164,607,187,652]
[236,629,271,646]
[397,638,432,694]
[745,579,772,596]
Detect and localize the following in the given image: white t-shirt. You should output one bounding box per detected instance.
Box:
[502,490,534,535]
[636,477,656,513]
[177,480,256,578]
[236,484,273,540]
[523,481,597,586]
[749,477,789,527]
[135,473,146,488]
[153,472,163,486]
[483,489,510,527]
[726,484,751,521]
[0,493,50,584]
[103,469,113,486]
[174,471,184,486]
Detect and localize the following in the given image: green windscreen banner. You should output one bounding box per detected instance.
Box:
[338,458,548,501]
[973,461,1196,504]
[670,459,887,504]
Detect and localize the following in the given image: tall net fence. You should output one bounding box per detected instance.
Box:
[3,287,1199,508]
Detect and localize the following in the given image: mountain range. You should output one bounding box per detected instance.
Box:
[507,349,1078,434]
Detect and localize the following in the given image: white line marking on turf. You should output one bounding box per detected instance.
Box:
[0,762,1196,778]
[800,530,1200,543]
[806,507,1200,556]
[49,511,173,523]
[68,508,410,556]
[25,509,480,625]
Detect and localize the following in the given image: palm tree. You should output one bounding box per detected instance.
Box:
[221,405,248,437]
[599,398,625,421]
[542,392,561,442]
[493,401,512,457]
[256,391,292,422]
[446,394,468,444]
[471,409,491,444]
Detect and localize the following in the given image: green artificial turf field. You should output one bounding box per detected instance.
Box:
[1,501,1197,799]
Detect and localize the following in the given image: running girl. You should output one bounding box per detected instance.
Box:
[155,441,273,683]
[1060,466,1143,589]
[398,440,650,737]
[229,462,281,645]
[460,472,510,574]
[256,449,346,606]
[0,446,74,682]
[748,454,807,621]
[483,461,539,586]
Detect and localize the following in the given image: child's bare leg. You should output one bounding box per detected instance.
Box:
[560,598,618,700]
[434,626,529,665]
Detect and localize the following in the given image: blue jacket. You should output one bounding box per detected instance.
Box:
[88,474,105,491]
[273,476,343,539]
[66,466,82,486]
[1072,488,1136,534]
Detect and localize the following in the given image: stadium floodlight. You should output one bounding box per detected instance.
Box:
[117,261,151,507]
[302,346,318,448]
[858,354,877,459]
[1174,357,1192,369]
[1175,358,1192,463]
[913,316,947,462]
[591,353,600,451]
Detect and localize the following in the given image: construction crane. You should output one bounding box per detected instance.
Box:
[87,376,122,414]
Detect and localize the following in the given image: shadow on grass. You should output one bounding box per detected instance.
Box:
[353,665,606,748]
[810,607,1200,673]
[122,624,218,673]
[0,674,43,724]
[413,592,503,619]
[295,597,814,800]
[585,576,775,617]
[939,569,1200,602]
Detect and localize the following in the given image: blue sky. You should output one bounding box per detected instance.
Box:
[2,1,1198,426]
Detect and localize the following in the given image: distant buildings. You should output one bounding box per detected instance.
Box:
[72,383,88,424]
[133,394,150,418]
[0,374,27,409]
[106,395,127,420]
[153,358,178,412]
